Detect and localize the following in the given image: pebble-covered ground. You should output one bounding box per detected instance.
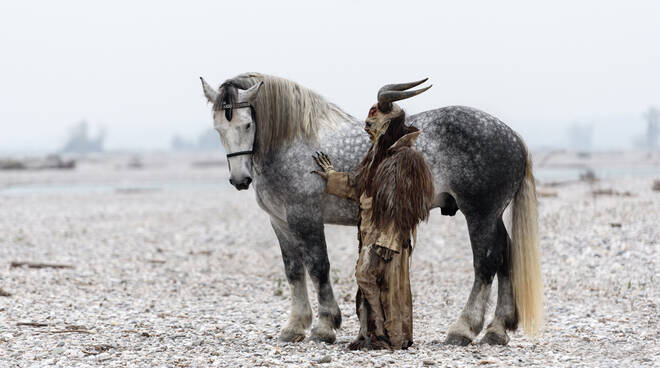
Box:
[0,156,658,367]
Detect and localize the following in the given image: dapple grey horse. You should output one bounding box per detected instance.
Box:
[200,73,543,346]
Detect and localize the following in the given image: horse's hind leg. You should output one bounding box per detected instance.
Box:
[271,218,313,342]
[445,214,506,345]
[480,222,517,345]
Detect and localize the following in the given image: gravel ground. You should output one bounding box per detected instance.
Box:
[0,157,658,367]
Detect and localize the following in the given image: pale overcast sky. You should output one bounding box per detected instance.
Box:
[0,1,658,152]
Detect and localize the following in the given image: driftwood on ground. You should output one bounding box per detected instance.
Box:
[653,179,660,191]
[591,188,636,197]
[17,322,49,327]
[10,262,74,269]
[0,155,75,171]
[17,322,92,334]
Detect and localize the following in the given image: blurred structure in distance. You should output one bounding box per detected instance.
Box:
[61,120,105,154]
[170,128,223,153]
[643,106,659,150]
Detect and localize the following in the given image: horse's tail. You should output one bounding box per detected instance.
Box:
[510,148,544,337]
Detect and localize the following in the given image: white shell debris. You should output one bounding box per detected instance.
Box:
[0,154,657,367]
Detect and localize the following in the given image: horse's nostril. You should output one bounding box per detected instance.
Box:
[230,177,252,190]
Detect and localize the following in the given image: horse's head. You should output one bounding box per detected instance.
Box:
[365,78,432,143]
[201,77,263,190]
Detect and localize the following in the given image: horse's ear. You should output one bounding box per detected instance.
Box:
[241,81,264,103]
[200,77,218,104]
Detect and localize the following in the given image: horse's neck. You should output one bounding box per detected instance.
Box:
[317,114,361,140]
[252,112,367,180]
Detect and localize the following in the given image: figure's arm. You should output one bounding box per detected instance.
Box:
[312,152,359,200]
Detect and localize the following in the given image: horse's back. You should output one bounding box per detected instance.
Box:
[410,106,527,215]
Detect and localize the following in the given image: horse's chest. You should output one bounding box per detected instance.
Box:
[254,184,287,222]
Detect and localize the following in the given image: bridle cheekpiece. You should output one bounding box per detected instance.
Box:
[223,101,257,158]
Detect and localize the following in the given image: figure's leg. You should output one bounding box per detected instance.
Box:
[481,219,518,345]
[445,214,504,345]
[355,246,388,340]
[271,218,312,342]
[287,208,342,344]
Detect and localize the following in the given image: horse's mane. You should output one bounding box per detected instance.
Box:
[214,72,353,156]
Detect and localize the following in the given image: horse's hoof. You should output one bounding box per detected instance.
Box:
[321,303,342,329]
[445,318,476,346]
[480,330,509,345]
[331,308,342,329]
[444,333,473,346]
[279,328,306,343]
[310,326,336,344]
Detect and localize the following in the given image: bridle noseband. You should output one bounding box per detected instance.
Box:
[222,101,257,158]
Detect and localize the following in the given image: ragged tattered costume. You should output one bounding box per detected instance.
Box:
[325,130,434,350]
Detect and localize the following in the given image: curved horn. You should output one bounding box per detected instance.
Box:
[378,77,428,95]
[378,84,432,111]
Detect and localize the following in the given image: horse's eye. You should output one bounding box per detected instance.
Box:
[246,123,251,130]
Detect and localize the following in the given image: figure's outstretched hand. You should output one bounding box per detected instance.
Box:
[312,151,336,179]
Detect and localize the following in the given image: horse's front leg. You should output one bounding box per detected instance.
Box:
[271,218,313,342]
[287,202,342,344]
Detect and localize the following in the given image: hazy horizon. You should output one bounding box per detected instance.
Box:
[1,1,659,154]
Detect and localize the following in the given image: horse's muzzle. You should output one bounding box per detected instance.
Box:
[229,177,252,191]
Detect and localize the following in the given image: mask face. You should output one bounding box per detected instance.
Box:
[364,103,402,144]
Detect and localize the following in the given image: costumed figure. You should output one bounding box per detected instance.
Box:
[313,80,435,350]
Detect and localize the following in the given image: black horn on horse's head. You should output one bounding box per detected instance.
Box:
[377,78,432,112]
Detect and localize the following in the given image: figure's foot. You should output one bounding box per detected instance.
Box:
[367,336,391,350]
[348,336,392,350]
[479,324,510,345]
[348,336,366,351]
[445,318,477,346]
